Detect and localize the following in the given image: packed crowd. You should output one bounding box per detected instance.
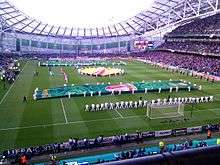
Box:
[0,55,17,84]
[115,140,208,161]
[137,51,220,77]
[94,138,212,164]
[168,13,220,35]
[2,123,219,164]
[1,131,144,162]
[159,41,220,54]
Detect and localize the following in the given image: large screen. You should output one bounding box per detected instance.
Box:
[134,40,154,50]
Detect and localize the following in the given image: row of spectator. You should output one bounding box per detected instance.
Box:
[159,41,220,54]
[168,13,220,35]
[137,51,220,77]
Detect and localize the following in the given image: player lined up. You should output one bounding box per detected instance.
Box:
[85,96,214,111]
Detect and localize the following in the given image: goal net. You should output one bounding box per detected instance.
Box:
[146,103,184,120]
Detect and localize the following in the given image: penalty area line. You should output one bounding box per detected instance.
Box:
[60,99,68,124]
[114,109,124,119]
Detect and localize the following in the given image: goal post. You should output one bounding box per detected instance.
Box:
[146,103,184,120]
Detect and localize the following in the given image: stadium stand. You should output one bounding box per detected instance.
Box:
[167,13,220,36]
[158,41,220,55]
[1,123,220,164]
[137,51,220,77]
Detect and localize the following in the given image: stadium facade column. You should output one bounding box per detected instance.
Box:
[104,39,106,54]
[91,38,93,54]
[117,35,120,53]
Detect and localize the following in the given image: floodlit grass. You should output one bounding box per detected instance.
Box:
[0,60,219,151]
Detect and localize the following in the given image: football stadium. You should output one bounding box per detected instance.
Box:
[0,0,220,164]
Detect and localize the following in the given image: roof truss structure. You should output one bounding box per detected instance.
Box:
[0,0,219,38]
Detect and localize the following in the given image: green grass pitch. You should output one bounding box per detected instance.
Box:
[0,60,219,151]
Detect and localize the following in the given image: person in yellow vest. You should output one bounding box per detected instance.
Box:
[217,138,220,145]
[159,141,165,153]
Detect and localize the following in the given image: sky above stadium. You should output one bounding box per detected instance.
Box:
[10,0,154,28]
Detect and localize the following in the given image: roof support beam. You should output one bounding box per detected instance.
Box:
[5,14,22,21]
[135,16,155,30]
[154,1,171,8]
[197,0,201,14]
[206,0,215,11]
[90,28,92,36]
[133,20,143,27]
[70,27,73,37]
[96,28,99,36]
[126,22,136,31]
[0,10,19,16]
[39,24,48,34]
[48,25,54,35]
[186,0,198,15]
[63,27,67,36]
[0,2,8,5]
[170,8,183,19]
[169,0,178,4]
[31,22,41,33]
[152,6,166,12]
[55,26,60,35]
[140,13,153,19]
[183,0,187,18]
[119,23,129,35]
[145,11,167,19]
[84,28,86,36]
[77,28,79,36]
[0,6,12,10]
[19,19,35,31]
[108,26,112,36]
[113,25,119,36]
[216,0,219,10]
[10,17,27,27]
[135,16,146,22]
[102,27,105,36]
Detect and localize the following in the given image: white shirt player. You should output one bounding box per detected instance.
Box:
[115,102,120,109]
[134,101,138,108]
[91,104,95,111]
[104,102,109,110]
[125,101,129,108]
[100,103,104,110]
[96,104,100,111]
[143,100,148,107]
[110,102,114,110]
[120,101,124,109]
[129,101,133,108]
[85,104,89,111]
[138,100,143,107]
[209,96,214,102]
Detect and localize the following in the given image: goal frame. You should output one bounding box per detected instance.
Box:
[146,103,184,120]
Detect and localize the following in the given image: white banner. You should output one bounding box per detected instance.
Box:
[155,130,172,137]
[187,126,202,133]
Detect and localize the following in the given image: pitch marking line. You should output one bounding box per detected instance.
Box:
[115,109,124,118]
[60,99,68,124]
[0,115,141,131]
[0,61,28,105]
[0,108,219,131]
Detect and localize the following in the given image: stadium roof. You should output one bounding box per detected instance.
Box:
[0,0,219,38]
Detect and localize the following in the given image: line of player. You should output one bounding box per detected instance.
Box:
[85,96,214,112]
